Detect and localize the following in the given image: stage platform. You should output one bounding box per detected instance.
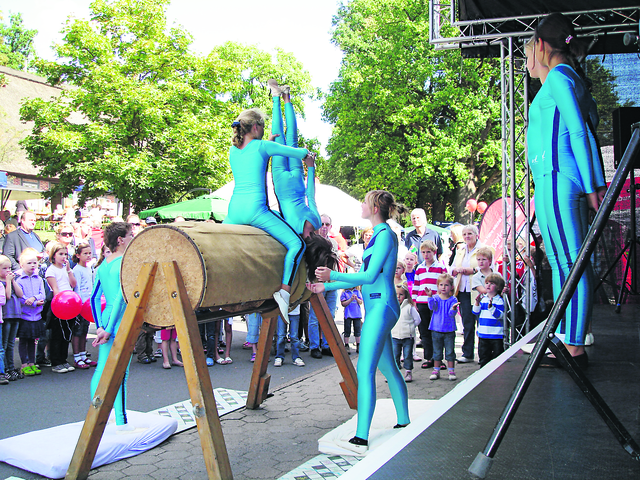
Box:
[342,303,640,479]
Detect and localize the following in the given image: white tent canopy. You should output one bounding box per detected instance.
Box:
[213,173,371,228]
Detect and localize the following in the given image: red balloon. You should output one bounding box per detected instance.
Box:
[477,201,488,214]
[51,291,83,320]
[466,199,477,212]
[80,296,107,323]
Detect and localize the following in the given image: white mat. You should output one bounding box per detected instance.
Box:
[0,410,177,479]
[318,399,437,457]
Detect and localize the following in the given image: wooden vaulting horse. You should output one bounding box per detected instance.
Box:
[66,222,357,480]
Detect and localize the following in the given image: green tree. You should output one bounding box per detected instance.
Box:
[20,0,314,213]
[586,58,635,147]
[321,0,502,222]
[0,12,37,71]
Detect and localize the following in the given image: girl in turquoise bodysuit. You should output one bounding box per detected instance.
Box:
[225,108,312,322]
[90,222,134,428]
[269,80,322,238]
[526,14,606,367]
[309,190,409,454]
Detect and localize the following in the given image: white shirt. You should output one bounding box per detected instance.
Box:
[45,264,72,292]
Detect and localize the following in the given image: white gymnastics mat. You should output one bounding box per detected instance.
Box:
[0,410,177,479]
[318,399,437,457]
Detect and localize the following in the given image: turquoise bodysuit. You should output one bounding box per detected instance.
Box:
[271,96,322,234]
[90,255,131,426]
[528,64,605,346]
[324,222,410,440]
[224,139,308,286]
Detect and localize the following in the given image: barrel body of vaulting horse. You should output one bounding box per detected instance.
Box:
[120,222,308,327]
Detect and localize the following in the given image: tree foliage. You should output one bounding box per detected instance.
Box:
[586,58,635,147]
[0,12,37,73]
[19,0,314,212]
[321,0,502,222]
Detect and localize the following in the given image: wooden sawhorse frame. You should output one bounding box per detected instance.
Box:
[66,262,232,479]
[246,293,358,410]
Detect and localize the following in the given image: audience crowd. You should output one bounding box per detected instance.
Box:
[0,202,538,387]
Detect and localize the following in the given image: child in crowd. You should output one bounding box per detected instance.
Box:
[391,282,421,383]
[0,257,7,384]
[394,261,405,286]
[160,327,183,369]
[46,242,78,374]
[34,241,54,368]
[403,252,418,292]
[473,273,506,368]
[245,312,262,362]
[427,273,459,381]
[341,286,363,354]
[412,240,447,369]
[274,306,304,367]
[1,254,22,382]
[96,244,112,268]
[72,243,97,369]
[471,247,494,300]
[16,248,46,376]
[215,318,233,365]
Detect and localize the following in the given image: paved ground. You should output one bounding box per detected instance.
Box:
[86,330,478,480]
[1,315,479,480]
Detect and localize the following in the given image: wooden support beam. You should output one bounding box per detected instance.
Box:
[245,312,279,409]
[66,263,158,480]
[162,262,233,480]
[310,293,358,410]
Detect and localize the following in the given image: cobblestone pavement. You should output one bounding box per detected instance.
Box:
[87,340,480,480]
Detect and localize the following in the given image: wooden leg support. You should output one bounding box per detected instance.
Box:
[310,293,358,410]
[246,312,279,409]
[66,263,158,480]
[162,262,233,480]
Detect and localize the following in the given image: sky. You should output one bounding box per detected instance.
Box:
[2,0,344,151]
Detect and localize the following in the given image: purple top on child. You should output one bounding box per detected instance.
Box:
[15,270,45,322]
[427,295,458,333]
[1,280,22,319]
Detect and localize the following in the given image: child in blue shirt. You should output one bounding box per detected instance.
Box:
[427,273,459,381]
[340,286,363,354]
[472,272,506,368]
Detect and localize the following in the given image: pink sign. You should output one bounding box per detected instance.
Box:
[478,197,534,261]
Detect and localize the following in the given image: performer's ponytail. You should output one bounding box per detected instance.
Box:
[364,190,408,222]
[231,108,265,148]
[534,13,587,69]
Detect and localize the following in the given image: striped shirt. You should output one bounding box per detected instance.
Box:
[473,294,505,339]
[412,260,447,304]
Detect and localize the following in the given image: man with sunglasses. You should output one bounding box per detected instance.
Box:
[3,211,45,271]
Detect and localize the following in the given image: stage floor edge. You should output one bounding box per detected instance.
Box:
[341,304,640,480]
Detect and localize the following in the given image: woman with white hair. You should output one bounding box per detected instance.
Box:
[451,224,482,363]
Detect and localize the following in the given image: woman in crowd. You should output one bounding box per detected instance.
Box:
[451,224,482,363]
